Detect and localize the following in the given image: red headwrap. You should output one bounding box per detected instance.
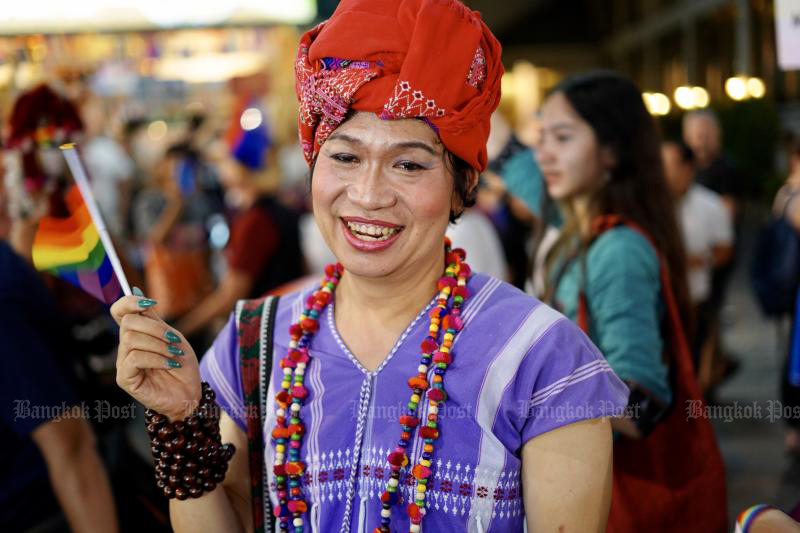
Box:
[295,0,503,172]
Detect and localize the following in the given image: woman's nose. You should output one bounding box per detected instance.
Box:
[346,165,396,210]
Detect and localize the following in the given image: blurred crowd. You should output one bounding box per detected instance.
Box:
[1,66,800,530]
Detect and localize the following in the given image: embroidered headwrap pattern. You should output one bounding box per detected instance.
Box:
[295,0,503,172]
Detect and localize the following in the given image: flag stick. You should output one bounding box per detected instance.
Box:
[59,143,132,297]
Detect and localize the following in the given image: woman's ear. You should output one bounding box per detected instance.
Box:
[467,168,479,193]
[600,145,617,172]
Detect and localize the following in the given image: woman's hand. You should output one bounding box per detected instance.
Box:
[111,294,201,421]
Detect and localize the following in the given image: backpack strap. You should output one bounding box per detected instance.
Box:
[237,295,280,533]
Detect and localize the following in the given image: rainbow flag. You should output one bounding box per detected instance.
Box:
[32,184,122,304]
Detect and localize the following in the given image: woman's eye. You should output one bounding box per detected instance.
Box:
[556,135,571,143]
[331,153,358,164]
[395,161,425,172]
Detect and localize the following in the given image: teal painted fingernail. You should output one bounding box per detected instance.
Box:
[167,359,182,369]
[164,331,181,343]
[167,345,184,356]
[138,299,157,308]
[132,286,144,297]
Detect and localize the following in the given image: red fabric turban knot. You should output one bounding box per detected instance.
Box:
[294,0,503,172]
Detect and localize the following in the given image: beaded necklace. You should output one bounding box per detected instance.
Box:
[271,238,471,532]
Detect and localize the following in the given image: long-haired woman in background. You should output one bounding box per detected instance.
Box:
[533,71,728,531]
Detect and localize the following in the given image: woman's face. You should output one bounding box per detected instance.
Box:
[312,112,457,280]
[535,91,610,201]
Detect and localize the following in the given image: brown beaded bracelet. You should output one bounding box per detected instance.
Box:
[145,382,236,500]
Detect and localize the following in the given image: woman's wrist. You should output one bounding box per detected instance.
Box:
[146,382,235,500]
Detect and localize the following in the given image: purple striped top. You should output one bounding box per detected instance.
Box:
[200,273,629,532]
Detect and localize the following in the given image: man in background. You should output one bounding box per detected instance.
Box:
[663,139,734,392]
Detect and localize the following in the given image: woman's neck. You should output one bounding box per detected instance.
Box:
[335,248,445,334]
[570,193,595,240]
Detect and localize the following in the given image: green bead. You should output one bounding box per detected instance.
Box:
[387,485,396,493]
[408,402,417,410]
[454,295,463,304]
[428,421,437,428]
[290,417,300,424]
[437,362,446,369]
[291,434,301,440]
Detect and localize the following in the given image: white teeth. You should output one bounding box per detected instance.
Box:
[345,220,401,241]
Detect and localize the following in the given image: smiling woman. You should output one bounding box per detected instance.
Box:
[111,1,630,532]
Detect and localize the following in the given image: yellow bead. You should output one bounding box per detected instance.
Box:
[417,484,427,492]
[276,444,285,453]
[444,333,454,341]
[440,346,450,353]
[411,394,420,403]
[281,381,290,388]
[420,459,431,467]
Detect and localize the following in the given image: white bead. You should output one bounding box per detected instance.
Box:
[296,367,305,376]
[276,453,284,461]
[291,403,301,412]
[410,525,420,532]
[418,364,427,373]
[429,405,438,415]
[283,367,292,375]
[381,509,391,518]
[388,478,399,487]
[276,408,285,417]
[293,518,303,526]
[274,460,283,466]
[289,341,298,348]
[416,492,425,500]
[297,362,307,370]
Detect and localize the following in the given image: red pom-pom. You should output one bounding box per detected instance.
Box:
[452,286,469,299]
[280,358,297,369]
[407,376,429,391]
[419,426,439,439]
[420,338,438,354]
[306,294,317,307]
[459,263,471,277]
[324,264,337,277]
[387,450,406,466]
[272,427,290,439]
[399,415,419,428]
[291,386,308,399]
[436,276,456,291]
[407,503,422,521]
[289,423,305,436]
[452,247,466,260]
[433,352,451,364]
[285,462,305,475]
[315,291,331,305]
[412,464,432,479]
[289,349,309,363]
[276,391,291,407]
[288,500,308,513]
[427,388,445,402]
[301,318,319,333]
[289,324,303,339]
[273,464,286,476]
[446,252,460,265]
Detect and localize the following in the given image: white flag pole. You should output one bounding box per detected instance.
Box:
[60,143,132,296]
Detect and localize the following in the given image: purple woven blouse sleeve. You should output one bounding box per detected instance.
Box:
[514,314,630,444]
[199,312,248,433]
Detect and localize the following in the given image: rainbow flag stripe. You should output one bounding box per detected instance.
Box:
[32,184,122,304]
